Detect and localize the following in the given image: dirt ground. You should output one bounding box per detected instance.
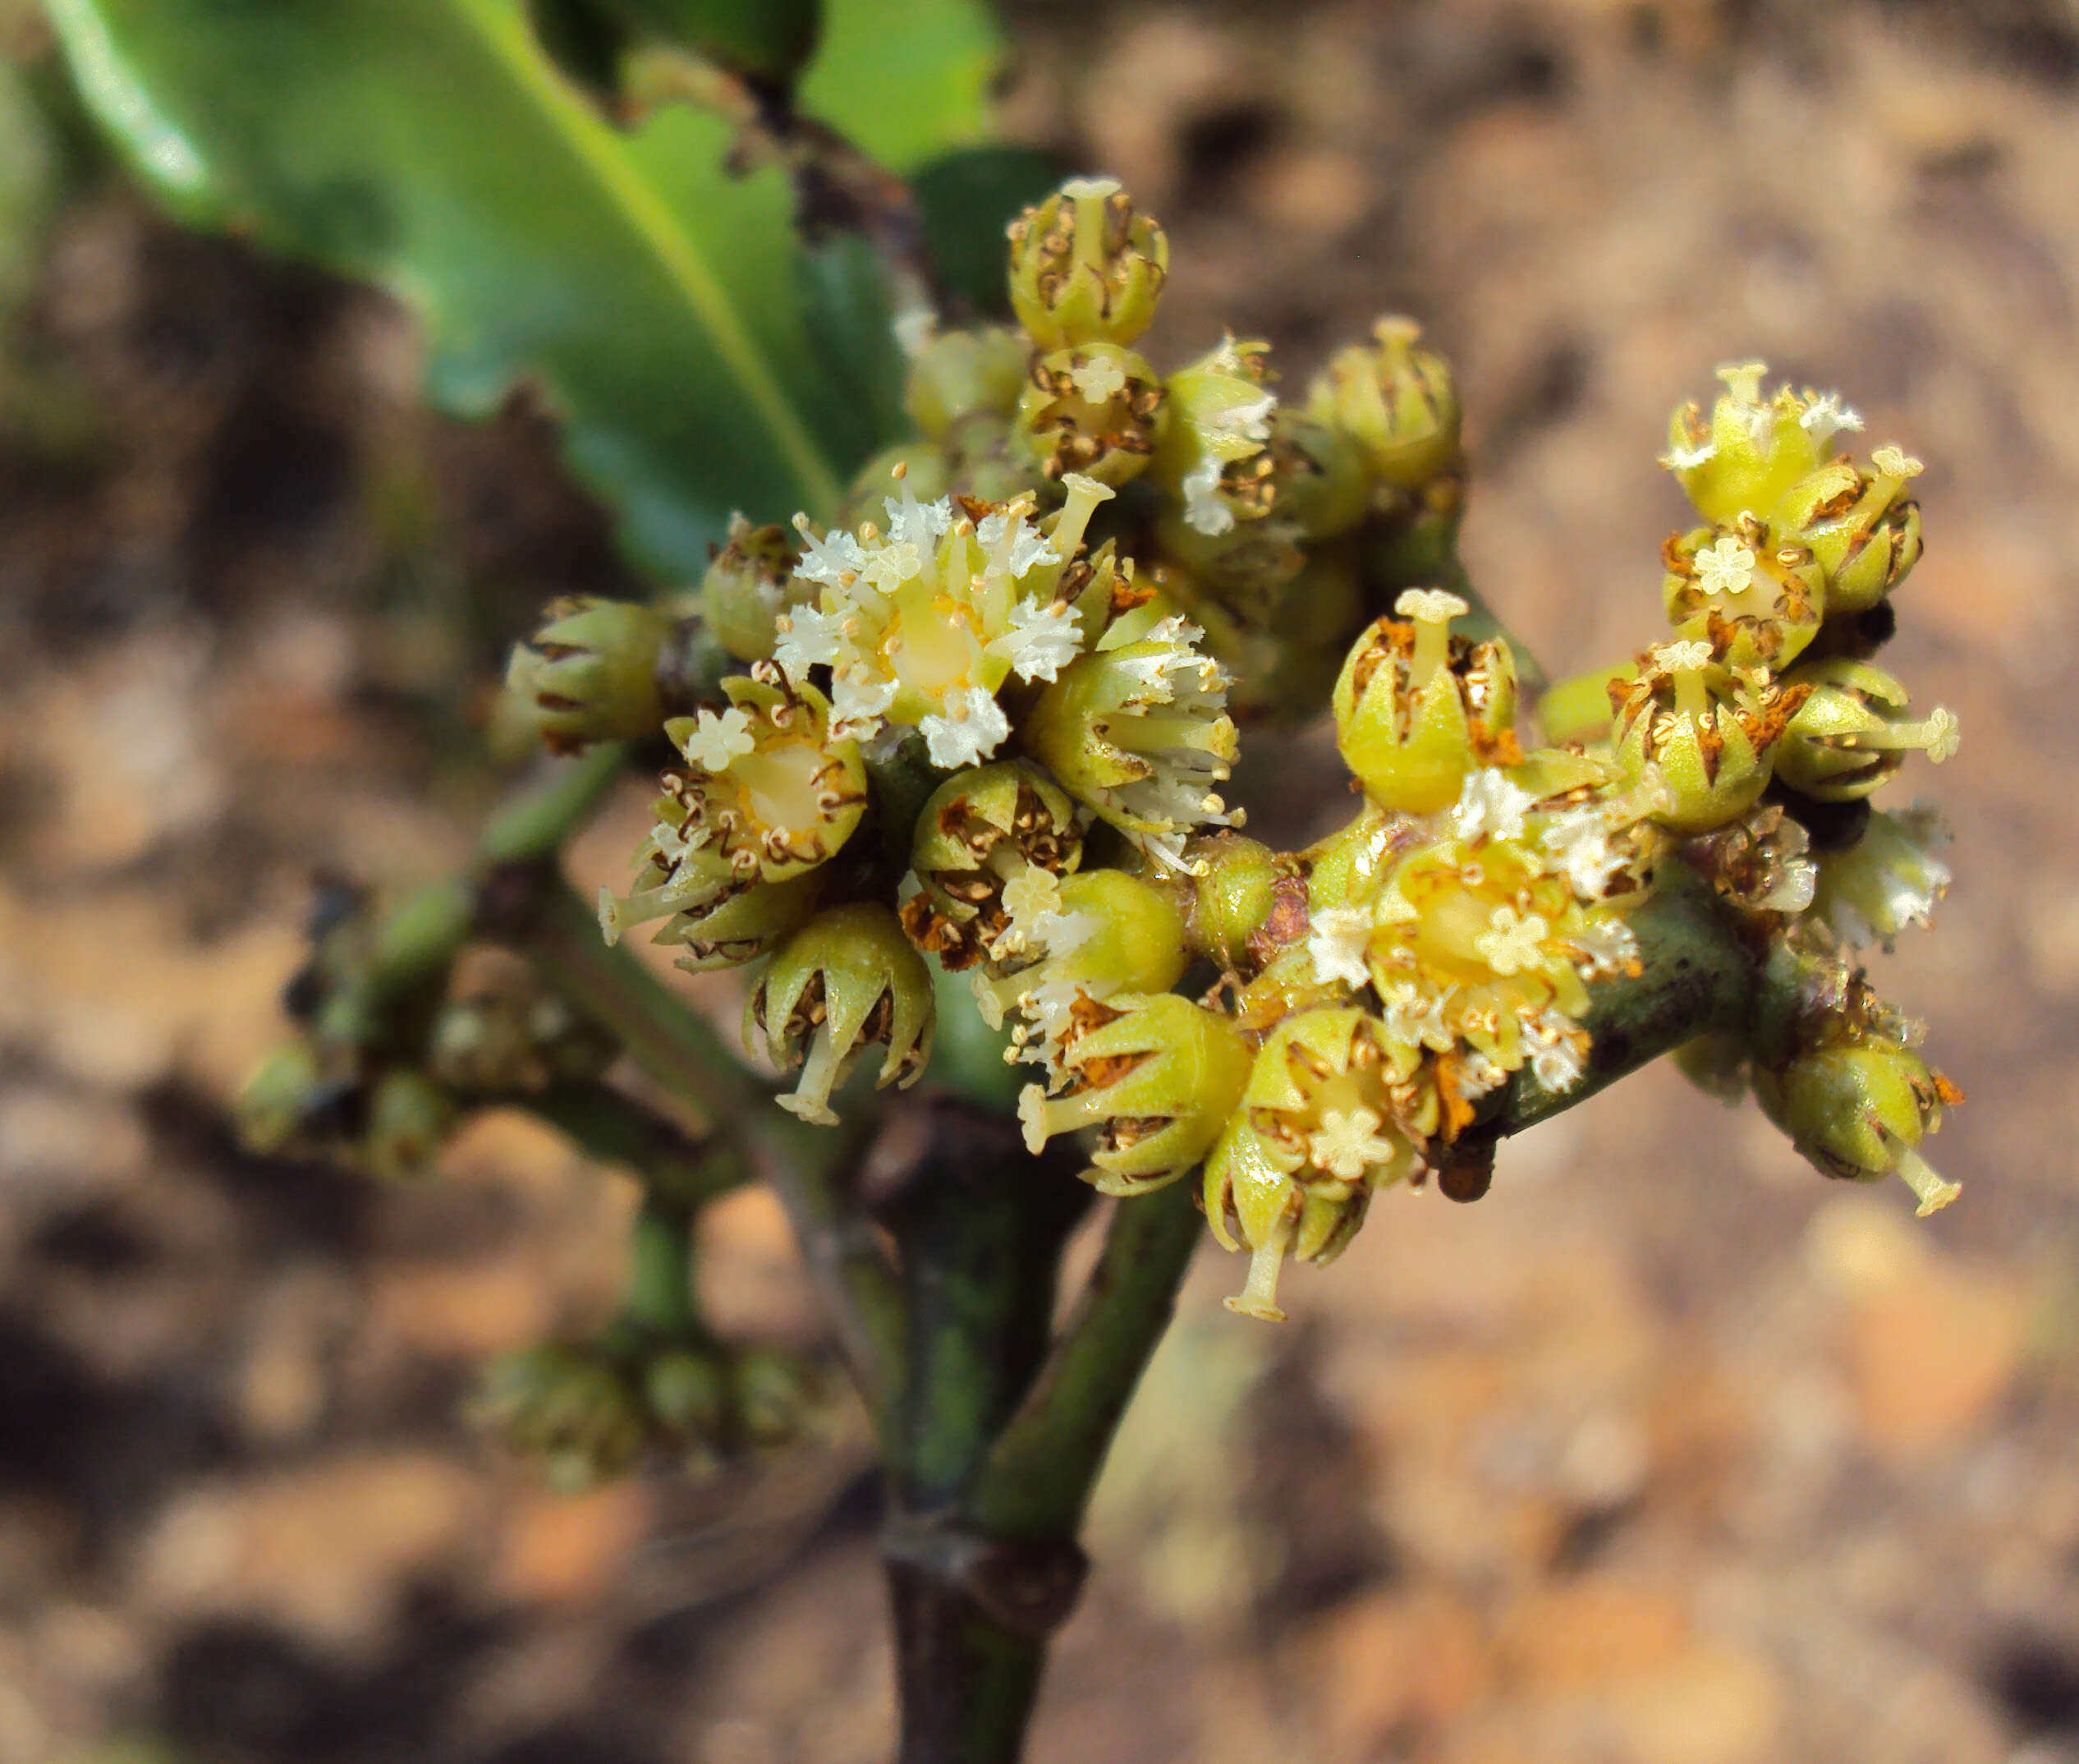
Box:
[6,2,2079,1761]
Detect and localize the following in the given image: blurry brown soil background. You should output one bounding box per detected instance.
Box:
[4,1,2079,1760]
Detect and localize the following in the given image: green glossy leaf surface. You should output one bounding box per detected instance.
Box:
[46,0,1002,575]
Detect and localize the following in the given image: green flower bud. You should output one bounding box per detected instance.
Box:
[1017,991,1252,1195]
[1611,641,1796,833]
[1774,657,1959,802]
[599,667,866,946]
[1150,505,1305,608]
[904,324,1030,441]
[1664,361,1862,525]
[475,1343,650,1491]
[701,515,810,664]
[1774,445,1925,616]
[1191,834,1292,972]
[1756,1039,1962,1216]
[235,1041,328,1156]
[748,904,934,1125]
[625,862,824,972]
[1661,519,1824,671]
[1306,317,1462,492]
[1332,590,1520,813]
[1006,176,1168,353]
[1021,613,1239,872]
[1268,409,1370,543]
[900,761,1084,971]
[732,1347,825,1452]
[1148,335,1278,537]
[975,866,1190,1046]
[505,595,671,752]
[361,1066,457,1181]
[1204,1115,1388,1323]
[644,1347,729,1443]
[1808,806,1950,949]
[1013,341,1168,486]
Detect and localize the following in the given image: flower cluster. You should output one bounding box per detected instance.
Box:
[484,184,1965,1324]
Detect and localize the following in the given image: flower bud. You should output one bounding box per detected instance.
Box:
[901,761,1084,971]
[1148,335,1278,537]
[505,595,671,752]
[429,975,617,1095]
[235,1041,328,1157]
[1611,641,1798,833]
[1021,613,1239,873]
[1268,409,1371,543]
[1775,445,1924,615]
[1306,317,1462,491]
[1018,991,1252,1195]
[361,1066,457,1181]
[1809,806,1950,949]
[1191,834,1291,972]
[1663,362,1861,525]
[660,870,827,972]
[644,1347,729,1444]
[975,866,1190,1050]
[1774,657,1958,802]
[475,1343,649,1491]
[904,324,1029,441]
[1756,1038,1962,1216]
[1661,518,1824,670]
[1013,341,1167,486]
[600,668,866,947]
[1006,176,1168,352]
[701,516,811,664]
[1332,590,1519,813]
[732,1347,827,1452]
[748,904,934,1124]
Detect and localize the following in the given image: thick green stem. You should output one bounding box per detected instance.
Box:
[971,1177,1202,1541]
[623,1192,697,1339]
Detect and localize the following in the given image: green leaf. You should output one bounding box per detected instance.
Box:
[912,144,1066,319]
[45,0,1002,577]
[799,0,998,174]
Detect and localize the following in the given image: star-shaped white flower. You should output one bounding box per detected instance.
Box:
[1540,810,1626,898]
[860,538,922,595]
[790,515,867,587]
[681,705,755,772]
[1069,352,1127,404]
[1923,705,1961,764]
[1379,979,1453,1052]
[1475,903,1549,976]
[1306,1105,1399,1181]
[920,686,1011,769]
[999,598,1084,682]
[1693,535,1756,598]
[773,603,844,673]
[1652,639,1714,673]
[1799,392,1862,446]
[1306,904,1374,989]
[1451,768,1534,843]
[825,671,896,741]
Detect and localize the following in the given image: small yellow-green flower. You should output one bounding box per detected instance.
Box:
[1007,176,1168,353]
[1610,640,1799,833]
[1017,991,1252,1194]
[1306,316,1462,492]
[1774,657,1958,802]
[901,761,1084,971]
[1661,517,1824,670]
[1332,590,1519,813]
[506,595,671,751]
[1774,443,1924,616]
[748,905,934,1125]
[1663,361,1861,525]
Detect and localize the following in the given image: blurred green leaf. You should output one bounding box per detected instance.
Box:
[799,0,998,174]
[913,143,1066,319]
[44,0,1004,575]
